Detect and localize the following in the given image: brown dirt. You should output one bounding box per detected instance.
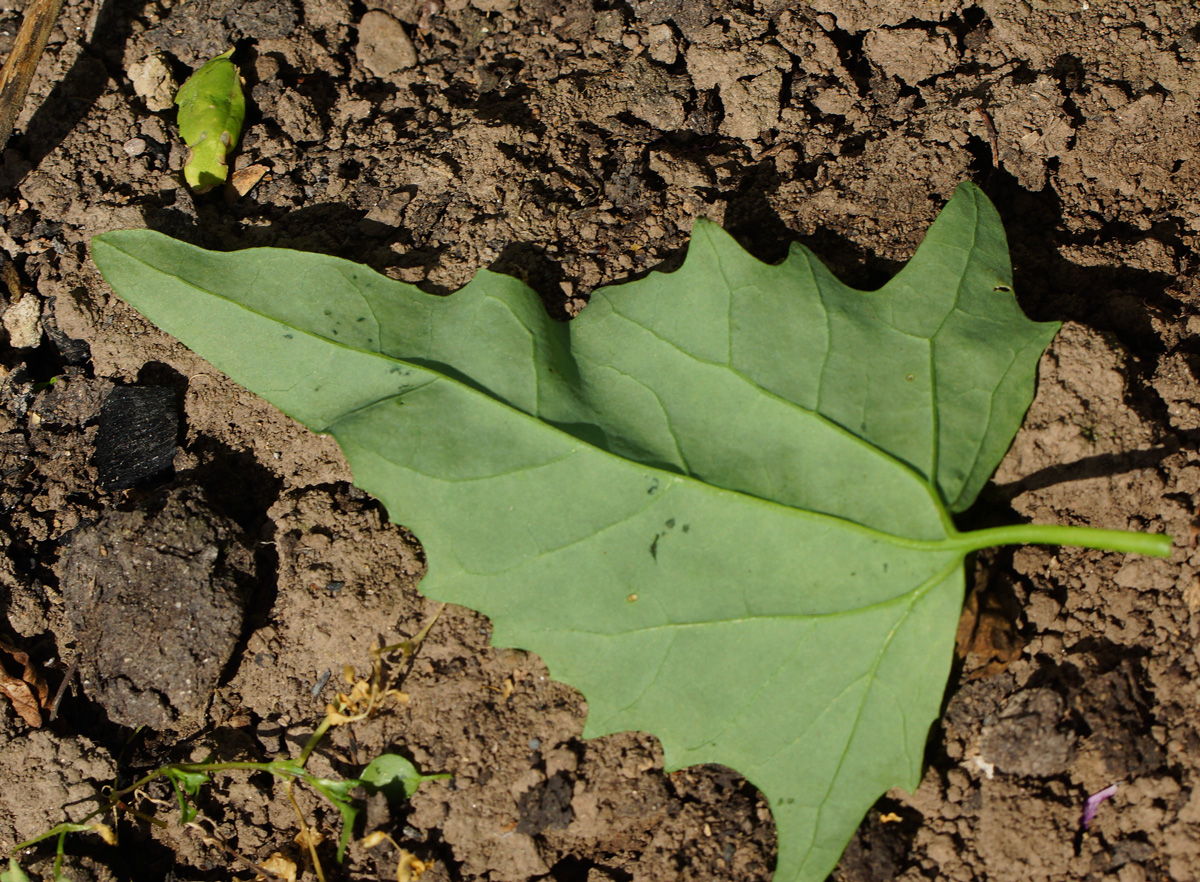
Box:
[0,0,1198,880]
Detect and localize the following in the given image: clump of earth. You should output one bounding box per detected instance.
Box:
[58,484,255,730]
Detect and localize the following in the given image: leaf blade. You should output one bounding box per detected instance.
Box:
[92,183,1059,882]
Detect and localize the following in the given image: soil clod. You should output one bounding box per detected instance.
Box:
[57,485,254,729]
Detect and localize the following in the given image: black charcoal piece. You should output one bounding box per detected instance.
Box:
[93,385,179,490]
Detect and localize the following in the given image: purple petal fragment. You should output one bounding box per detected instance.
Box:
[1081,783,1119,830]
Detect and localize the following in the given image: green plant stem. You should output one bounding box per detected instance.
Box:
[951,524,1173,558]
[299,715,335,767]
[11,708,351,862]
[172,760,300,775]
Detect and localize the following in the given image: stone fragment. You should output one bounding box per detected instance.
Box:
[978,689,1076,777]
[356,11,418,79]
[127,54,177,112]
[647,23,677,64]
[2,295,40,349]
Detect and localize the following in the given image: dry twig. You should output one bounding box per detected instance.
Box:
[0,0,66,149]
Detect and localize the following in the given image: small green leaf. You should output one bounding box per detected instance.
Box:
[267,759,307,779]
[304,777,360,862]
[1,858,32,882]
[166,767,210,796]
[305,775,357,804]
[91,183,1169,881]
[359,753,452,802]
[174,49,245,193]
[165,767,210,823]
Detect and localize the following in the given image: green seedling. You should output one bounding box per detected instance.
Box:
[91,183,1173,882]
[164,766,208,824]
[174,48,245,193]
[8,641,447,880]
[5,822,113,882]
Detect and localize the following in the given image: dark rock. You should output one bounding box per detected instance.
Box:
[979,688,1076,778]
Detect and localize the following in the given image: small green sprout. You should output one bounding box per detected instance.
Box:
[174,49,246,193]
[7,623,449,880]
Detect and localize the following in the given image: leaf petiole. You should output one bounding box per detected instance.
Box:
[949,523,1172,559]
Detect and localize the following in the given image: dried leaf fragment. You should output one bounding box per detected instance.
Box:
[225,163,270,202]
[293,827,324,851]
[954,586,1025,679]
[360,830,390,849]
[254,853,297,882]
[397,850,428,882]
[0,637,48,727]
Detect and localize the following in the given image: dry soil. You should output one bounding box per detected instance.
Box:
[1,1,1200,881]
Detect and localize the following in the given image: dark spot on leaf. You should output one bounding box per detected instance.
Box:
[357,316,366,322]
[650,534,660,560]
[994,285,1012,292]
[283,333,293,339]
[682,524,690,533]
[666,518,676,529]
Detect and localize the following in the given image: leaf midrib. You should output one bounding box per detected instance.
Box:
[329,370,966,556]
[547,561,962,636]
[99,235,961,551]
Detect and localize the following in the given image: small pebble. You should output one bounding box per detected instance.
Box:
[2,295,41,349]
[647,24,677,64]
[123,137,147,157]
[357,11,418,79]
[127,54,177,112]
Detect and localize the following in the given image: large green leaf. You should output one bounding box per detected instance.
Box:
[91,183,1168,882]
